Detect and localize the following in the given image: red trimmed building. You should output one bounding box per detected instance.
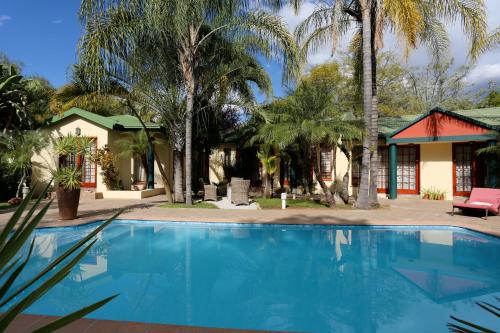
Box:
[351,107,499,200]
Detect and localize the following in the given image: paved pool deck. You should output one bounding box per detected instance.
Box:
[1,195,498,237]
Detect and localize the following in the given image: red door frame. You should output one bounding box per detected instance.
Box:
[378,145,420,195]
[58,137,97,188]
[452,142,485,197]
[80,138,97,188]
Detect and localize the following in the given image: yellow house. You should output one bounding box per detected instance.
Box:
[32,107,173,199]
[209,107,499,200]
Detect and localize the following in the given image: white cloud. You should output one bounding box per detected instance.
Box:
[466,63,500,84]
[0,15,11,27]
[51,19,63,24]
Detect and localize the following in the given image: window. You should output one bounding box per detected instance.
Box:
[397,146,417,191]
[223,148,232,167]
[58,137,97,187]
[454,144,473,195]
[320,146,332,180]
[377,147,389,190]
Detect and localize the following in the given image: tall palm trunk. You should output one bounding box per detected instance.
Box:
[355,0,373,209]
[181,38,196,206]
[369,30,380,206]
[340,148,351,204]
[313,146,335,208]
[174,149,184,202]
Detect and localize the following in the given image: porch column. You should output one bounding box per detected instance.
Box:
[486,140,498,188]
[147,143,155,189]
[389,143,397,199]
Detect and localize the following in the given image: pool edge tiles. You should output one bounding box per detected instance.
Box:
[35,218,500,241]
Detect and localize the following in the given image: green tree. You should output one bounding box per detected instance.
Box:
[0,130,48,198]
[477,85,500,108]
[294,0,488,208]
[116,129,152,185]
[253,80,361,207]
[50,65,128,116]
[79,0,300,205]
[257,146,279,198]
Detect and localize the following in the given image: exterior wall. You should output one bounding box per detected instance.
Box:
[107,130,133,189]
[153,137,174,189]
[393,112,489,139]
[208,143,237,184]
[32,117,109,194]
[313,146,351,194]
[419,142,453,200]
[32,116,173,196]
[104,131,173,191]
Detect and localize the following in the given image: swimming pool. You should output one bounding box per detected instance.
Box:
[5,220,500,332]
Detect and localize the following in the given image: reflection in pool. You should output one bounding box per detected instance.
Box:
[6,221,500,332]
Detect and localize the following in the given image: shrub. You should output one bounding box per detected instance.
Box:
[94,145,120,190]
[421,187,446,200]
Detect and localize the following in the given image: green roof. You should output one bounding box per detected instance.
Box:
[379,106,500,137]
[451,107,500,128]
[51,107,163,131]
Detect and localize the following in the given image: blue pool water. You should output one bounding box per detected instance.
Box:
[5,220,500,332]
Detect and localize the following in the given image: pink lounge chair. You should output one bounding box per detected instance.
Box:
[452,188,500,219]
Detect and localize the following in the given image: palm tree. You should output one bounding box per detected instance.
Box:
[257,146,279,198]
[50,65,128,116]
[0,130,48,198]
[79,0,300,205]
[253,80,361,207]
[116,129,151,184]
[294,0,488,208]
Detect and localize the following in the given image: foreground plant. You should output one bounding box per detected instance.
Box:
[0,183,121,332]
[448,297,499,333]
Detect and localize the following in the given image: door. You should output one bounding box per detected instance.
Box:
[376,145,419,194]
[80,138,97,188]
[453,143,486,196]
[397,145,419,194]
[59,137,97,188]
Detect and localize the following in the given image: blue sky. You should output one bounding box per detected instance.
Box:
[1,1,499,98]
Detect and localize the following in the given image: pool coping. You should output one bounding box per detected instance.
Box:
[6,314,297,333]
[36,216,500,239]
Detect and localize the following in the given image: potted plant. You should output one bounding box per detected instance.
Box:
[52,135,94,220]
[53,166,82,219]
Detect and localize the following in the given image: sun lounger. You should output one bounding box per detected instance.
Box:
[452,188,500,219]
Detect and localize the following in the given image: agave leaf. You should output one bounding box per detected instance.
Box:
[448,315,496,333]
[0,200,52,269]
[14,181,53,239]
[0,209,123,308]
[0,239,97,331]
[0,188,35,249]
[31,294,119,333]
[0,238,35,300]
[476,301,500,317]
[0,257,22,280]
[447,322,476,333]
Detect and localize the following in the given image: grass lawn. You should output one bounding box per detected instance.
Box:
[255,198,326,209]
[160,201,218,209]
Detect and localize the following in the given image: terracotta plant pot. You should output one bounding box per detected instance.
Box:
[56,187,81,220]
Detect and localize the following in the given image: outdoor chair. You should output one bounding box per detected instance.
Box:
[204,184,218,201]
[231,179,250,206]
[452,188,500,219]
